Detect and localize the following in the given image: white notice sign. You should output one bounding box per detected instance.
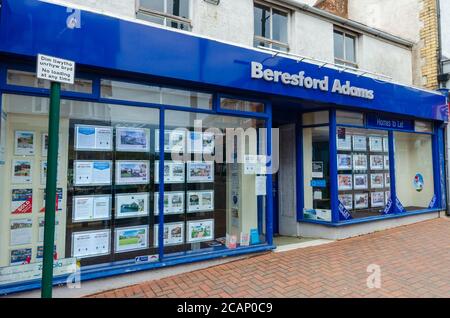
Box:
[255,176,267,196]
[37,54,75,84]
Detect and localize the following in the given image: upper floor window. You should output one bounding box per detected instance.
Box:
[334,29,357,68]
[136,0,191,31]
[254,2,289,52]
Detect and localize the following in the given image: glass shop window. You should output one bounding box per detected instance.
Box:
[302,111,329,126]
[220,98,265,113]
[415,120,433,133]
[336,111,364,126]
[161,110,267,255]
[303,126,332,222]
[101,80,213,109]
[336,127,391,219]
[0,93,160,284]
[7,69,93,94]
[137,0,191,31]
[394,132,434,211]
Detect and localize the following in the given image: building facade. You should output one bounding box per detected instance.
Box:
[440,0,450,89]
[0,0,447,294]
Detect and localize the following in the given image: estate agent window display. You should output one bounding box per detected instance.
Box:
[336,127,391,219]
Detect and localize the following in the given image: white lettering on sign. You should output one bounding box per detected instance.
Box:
[376,118,405,129]
[37,54,75,85]
[251,61,375,100]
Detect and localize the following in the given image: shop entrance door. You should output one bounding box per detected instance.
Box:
[272,172,279,235]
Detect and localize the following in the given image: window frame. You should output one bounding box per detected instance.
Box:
[136,0,192,31]
[253,1,290,52]
[333,27,358,68]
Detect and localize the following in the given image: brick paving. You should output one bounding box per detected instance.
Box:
[89,218,450,298]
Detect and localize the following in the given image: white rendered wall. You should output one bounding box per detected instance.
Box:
[358,35,413,85]
[348,0,421,42]
[440,0,450,59]
[45,0,136,18]
[291,10,335,63]
[191,0,254,46]
[347,0,420,85]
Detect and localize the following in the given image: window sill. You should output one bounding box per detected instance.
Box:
[299,208,442,227]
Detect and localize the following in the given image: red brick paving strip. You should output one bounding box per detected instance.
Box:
[88,218,450,298]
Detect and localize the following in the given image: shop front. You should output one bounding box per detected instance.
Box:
[0,0,447,294]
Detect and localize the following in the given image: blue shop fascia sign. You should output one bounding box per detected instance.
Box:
[366,113,415,131]
[0,0,447,122]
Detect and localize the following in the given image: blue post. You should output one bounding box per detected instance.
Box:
[329,110,339,223]
[438,126,447,210]
[296,115,304,221]
[158,108,165,260]
[266,103,273,246]
[388,130,397,213]
[432,123,442,209]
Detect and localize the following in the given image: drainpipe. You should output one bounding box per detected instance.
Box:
[437,0,443,78]
[441,105,450,217]
[436,0,450,215]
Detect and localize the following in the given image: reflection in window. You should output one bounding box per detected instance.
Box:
[302,111,329,126]
[415,121,433,133]
[7,70,93,94]
[394,132,434,211]
[220,98,265,113]
[336,111,364,126]
[101,80,212,109]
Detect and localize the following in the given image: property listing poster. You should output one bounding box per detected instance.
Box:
[11,189,33,214]
[187,161,214,183]
[9,248,32,266]
[187,191,214,213]
[154,222,184,247]
[75,125,113,151]
[38,217,60,243]
[155,129,186,153]
[116,127,151,152]
[115,226,148,253]
[12,159,33,184]
[116,193,149,218]
[10,219,33,246]
[154,192,184,215]
[73,195,111,222]
[74,161,112,186]
[72,230,110,258]
[115,161,150,185]
[14,131,35,156]
[154,161,185,184]
[187,219,214,243]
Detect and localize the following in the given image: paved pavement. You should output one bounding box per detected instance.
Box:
[89,217,450,298]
